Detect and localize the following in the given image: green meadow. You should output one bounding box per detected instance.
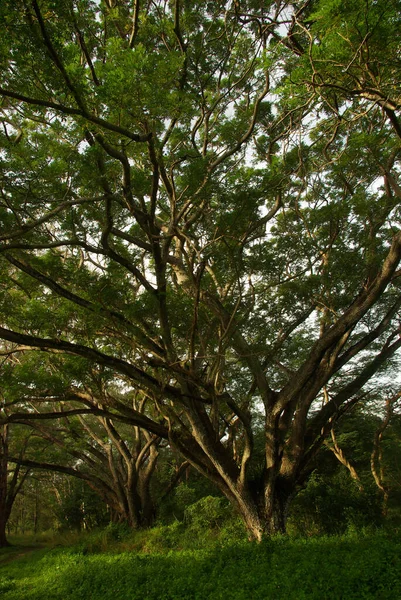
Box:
[1,528,401,600]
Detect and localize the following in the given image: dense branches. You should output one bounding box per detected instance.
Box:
[0,0,400,539]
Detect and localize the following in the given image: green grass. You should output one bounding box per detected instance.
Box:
[1,530,401,599]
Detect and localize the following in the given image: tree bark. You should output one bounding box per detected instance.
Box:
[0,425,10,547]
[0,513,10,547]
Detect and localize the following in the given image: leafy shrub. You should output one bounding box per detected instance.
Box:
[55,481,109,532]
[184,496,231,530]
[288,472,383,536]
[157,482,197,524]
[70,522,133,554]
[0,577,16,594]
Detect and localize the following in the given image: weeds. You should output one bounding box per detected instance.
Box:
[1,530,400,599]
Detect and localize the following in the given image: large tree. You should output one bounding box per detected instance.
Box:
[0,0,401,539]
[0,420,31,547]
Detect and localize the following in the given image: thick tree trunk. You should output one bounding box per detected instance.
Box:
[237,502,264,542]
[138,450,158,528]
[0,519,10,547]
[217,479,293,541]
[138,480,156,528]
[264,491,291,536]
[227,496,290,541]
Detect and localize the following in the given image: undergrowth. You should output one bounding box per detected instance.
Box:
[1,524,401,599]
[2,499,401,599]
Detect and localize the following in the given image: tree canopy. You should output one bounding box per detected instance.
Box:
[0,0,401,540]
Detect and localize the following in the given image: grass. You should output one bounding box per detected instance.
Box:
[1,527,401,599]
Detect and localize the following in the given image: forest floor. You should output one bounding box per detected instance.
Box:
[0,545,43,566]
[1,528,401,599]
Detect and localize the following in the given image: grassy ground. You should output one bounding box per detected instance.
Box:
[1,528,401,599]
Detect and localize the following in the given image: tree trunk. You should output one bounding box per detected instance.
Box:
[0,484,11,548]
[224,493,290,541]
[214,477,293,542]
[0,514,10,548]
[264,488,292,536]
[0,425,10,547]
[0,498,10,547]
[138,478,156,527]
[237,500,264,542]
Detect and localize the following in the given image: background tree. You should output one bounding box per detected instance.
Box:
[0,421,31,547]
[0,0,400,540]
[1,351,190,529]
[13,408,163,528]
[289,389,401,535]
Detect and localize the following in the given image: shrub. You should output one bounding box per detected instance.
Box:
[184,496,231,531]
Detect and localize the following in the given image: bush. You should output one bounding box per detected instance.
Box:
[156,482,197,524]
[55,481,109,532]
[288,472,384,536]
[184,496,231,530]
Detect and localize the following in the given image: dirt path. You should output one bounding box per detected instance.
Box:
[0,545,42,566]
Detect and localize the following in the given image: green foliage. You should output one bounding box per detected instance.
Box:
[184,496,230,530]
[1,0,401,542]
[55,481,109,532]
[288,472,383,536]
[68,523,133,555]
[159,483,197,523]
[1,531,401,599]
